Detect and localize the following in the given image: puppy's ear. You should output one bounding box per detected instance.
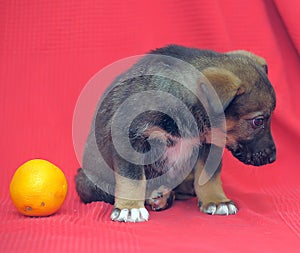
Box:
[201,67,242,113]
[227,50,268,74]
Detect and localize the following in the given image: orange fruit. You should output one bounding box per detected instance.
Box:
[10,159,68,217]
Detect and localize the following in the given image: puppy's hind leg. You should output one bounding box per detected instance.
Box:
[75,168,115,204]
[146,186,175,211]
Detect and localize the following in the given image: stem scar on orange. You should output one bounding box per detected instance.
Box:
[9,159,68,217]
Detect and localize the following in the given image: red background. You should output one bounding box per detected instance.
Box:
[1,0,300,252]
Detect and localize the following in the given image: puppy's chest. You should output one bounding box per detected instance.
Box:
[146,137,200,179]
[164,137,200,165]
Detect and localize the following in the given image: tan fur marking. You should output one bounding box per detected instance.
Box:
[205,127,227,147]
[202,67,242,104]
[114,172,146,209]
[194,160,230,207]
[227,50,267,68]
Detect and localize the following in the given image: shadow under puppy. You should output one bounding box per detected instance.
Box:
[75,45,276,222]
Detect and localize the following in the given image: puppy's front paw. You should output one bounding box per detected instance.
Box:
[110,207,149,222]
[199,201,238,215]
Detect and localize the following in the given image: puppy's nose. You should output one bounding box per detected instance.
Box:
[268,146,276,163]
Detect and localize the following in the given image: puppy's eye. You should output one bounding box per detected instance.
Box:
[251,117,264,129]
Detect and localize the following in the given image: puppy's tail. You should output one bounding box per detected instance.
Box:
[75,168,114,204]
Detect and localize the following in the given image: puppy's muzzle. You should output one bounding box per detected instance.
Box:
[232,143,276,166]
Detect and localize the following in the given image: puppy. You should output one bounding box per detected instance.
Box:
[75,45,276,222]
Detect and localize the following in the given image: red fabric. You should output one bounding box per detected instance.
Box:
[1,0,300,252]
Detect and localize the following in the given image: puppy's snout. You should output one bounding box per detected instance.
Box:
[268,145,276,163]
[230,142,276,166]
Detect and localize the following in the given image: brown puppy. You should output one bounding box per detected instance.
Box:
[75,45,276,222]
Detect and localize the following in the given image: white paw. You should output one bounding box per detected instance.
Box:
[201,201,238,215]
[110,207,150,222]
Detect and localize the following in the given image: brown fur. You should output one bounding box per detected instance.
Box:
[75,45,276,221]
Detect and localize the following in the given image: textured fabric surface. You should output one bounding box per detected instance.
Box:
[1,0,300,252]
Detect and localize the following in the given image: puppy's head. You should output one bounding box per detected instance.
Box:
[202,50,276,166]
